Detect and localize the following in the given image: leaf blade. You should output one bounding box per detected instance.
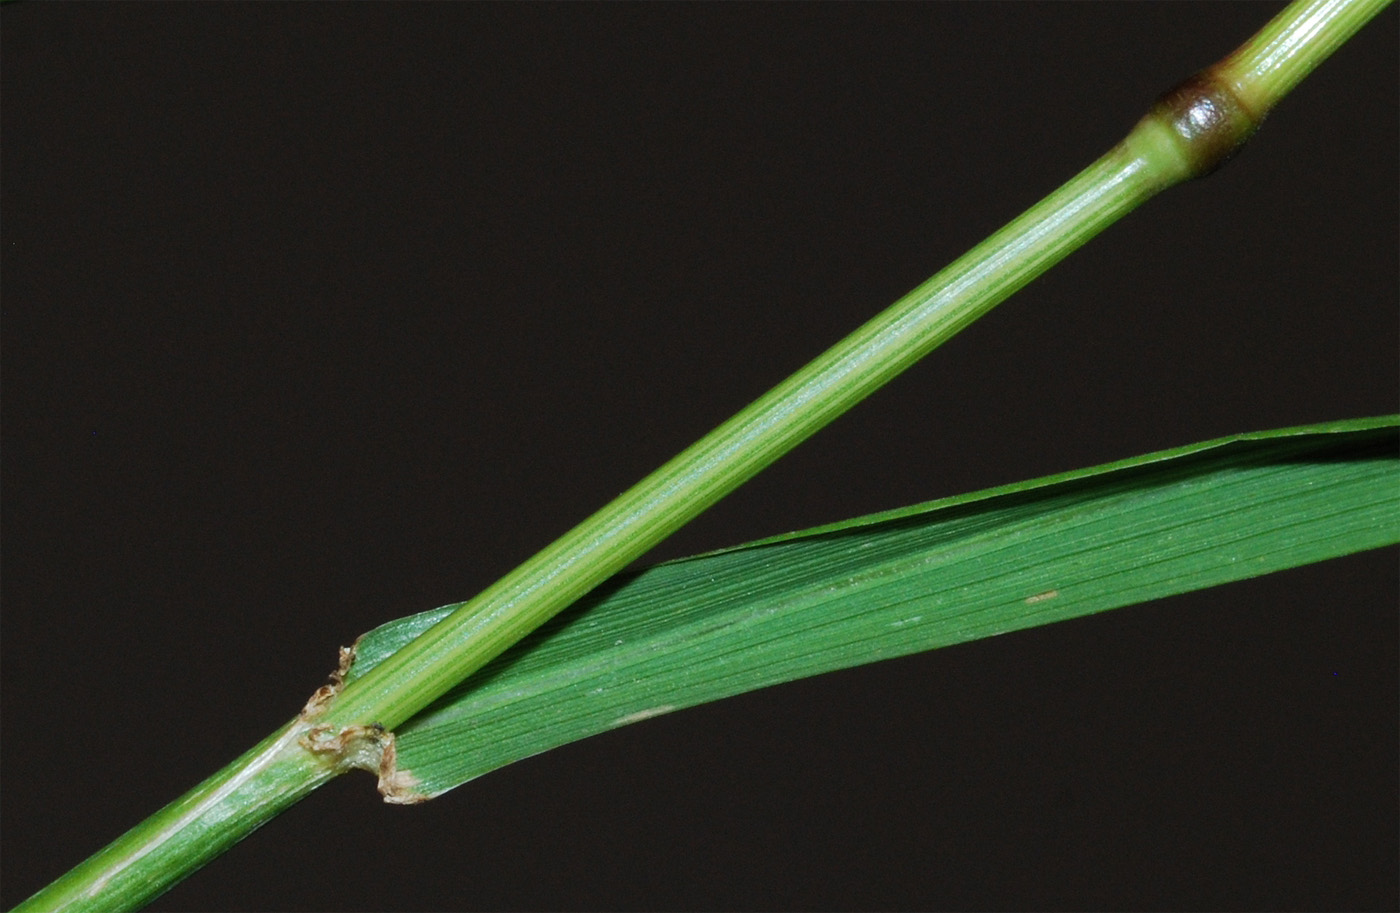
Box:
[347,418,1398,798]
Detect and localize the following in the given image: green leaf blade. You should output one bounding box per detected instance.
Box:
[348,418,1398,798]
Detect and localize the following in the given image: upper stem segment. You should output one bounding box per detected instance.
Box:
[321,143,1164,735]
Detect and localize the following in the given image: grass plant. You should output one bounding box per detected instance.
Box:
[3,2,1395,909]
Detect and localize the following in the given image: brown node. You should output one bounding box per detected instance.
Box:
[1151,69,1260,179]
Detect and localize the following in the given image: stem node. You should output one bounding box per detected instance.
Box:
[1150,69,1262,180]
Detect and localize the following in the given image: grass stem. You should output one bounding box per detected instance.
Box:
[16,1,1390,910]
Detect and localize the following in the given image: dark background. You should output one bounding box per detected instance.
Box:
[2,4,1395,910]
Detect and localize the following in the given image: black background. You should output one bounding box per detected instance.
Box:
[2,4,1396,910]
